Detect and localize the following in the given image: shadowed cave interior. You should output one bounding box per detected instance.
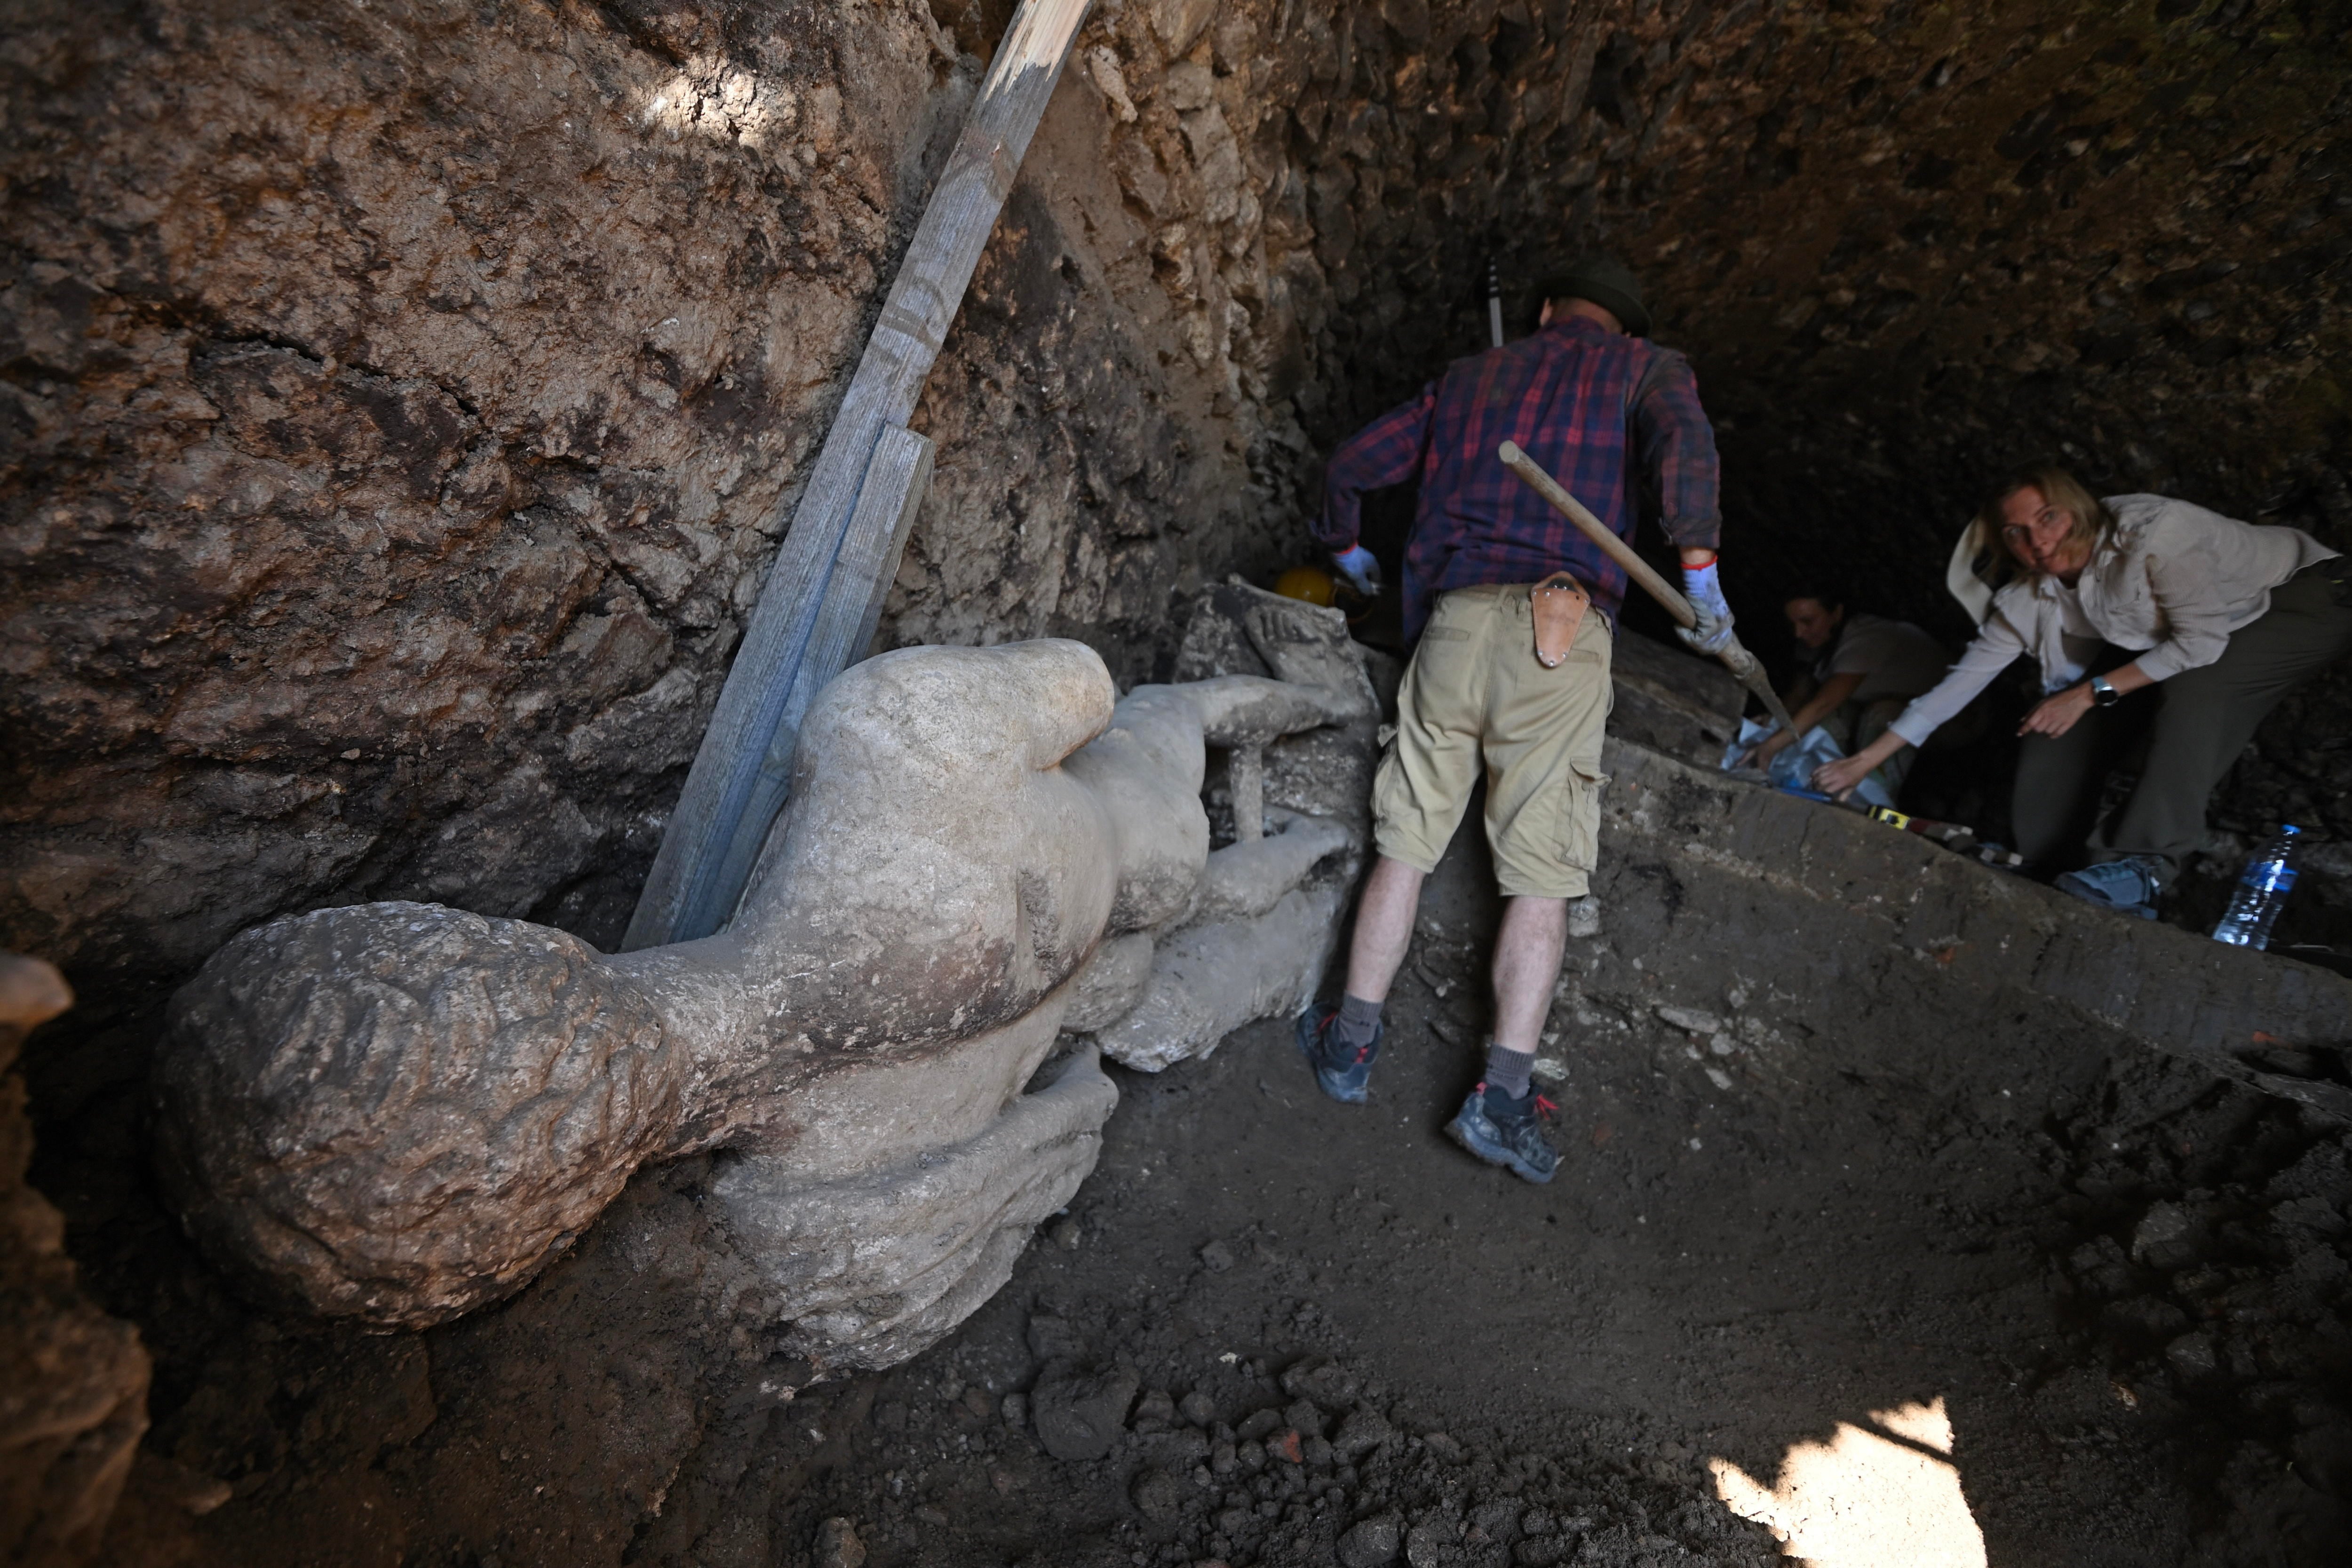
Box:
[4,2,2352,1566]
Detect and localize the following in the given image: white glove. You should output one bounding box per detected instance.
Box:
[1333,544,1383,598]
[1677,557,1736,656]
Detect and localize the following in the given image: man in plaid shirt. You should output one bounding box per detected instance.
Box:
[1296,256,1733,1184]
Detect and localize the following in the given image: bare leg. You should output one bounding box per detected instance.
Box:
[1489,895,1566,1056]
[1342,856,1426,1004]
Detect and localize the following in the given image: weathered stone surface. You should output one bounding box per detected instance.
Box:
[1031,1363,1140,1463]
[153,641,1346,1330]
[1185,812,1356,928]
[813,1516,866,1568]
[1604,632,1746,768]
[1060,932,1158,1034]
[1130,1465,1184,1521]
[154,901,683,1322]
[1597,740,2352,1098]
[1094,884,1351,1074]
[1405,1512,1461,1568]
[0,955,149,1568]
[711,1046,1118,1371]
[1332,1404,1394,1459]
[1043,583,1388,1075]
[1338,1512,1404,1568]
[2,0,1337,1098]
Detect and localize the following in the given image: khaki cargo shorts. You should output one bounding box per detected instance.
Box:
[1372,582,1614,899]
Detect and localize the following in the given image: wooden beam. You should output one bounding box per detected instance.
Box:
[625,0,1094,951]
[691,425,934,931]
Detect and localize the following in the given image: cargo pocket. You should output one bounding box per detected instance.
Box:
[1561,760,1611,874]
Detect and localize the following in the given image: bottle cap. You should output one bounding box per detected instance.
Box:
[2283,824,2301,834]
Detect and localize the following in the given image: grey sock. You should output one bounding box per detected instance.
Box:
[1483,1042,1535,1100]
[1333,994,1384,1052]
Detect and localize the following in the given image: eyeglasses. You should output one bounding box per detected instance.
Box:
[2000,506,2066,543]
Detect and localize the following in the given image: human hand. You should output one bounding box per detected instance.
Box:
[1751,727,1794,767]
[2019,683,2094,739]
[1812,754,1875,800]
[1677,557,1735,654]
[1332,544,1383,598]
[1677,605,1736,656]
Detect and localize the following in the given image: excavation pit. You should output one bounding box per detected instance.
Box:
[6,1,2351,1564]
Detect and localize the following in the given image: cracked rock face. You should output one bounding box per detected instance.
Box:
[26,0,2344,1153]
[0,955,149,1568]
[0,0,940,1001]
[0,0,1331,1046]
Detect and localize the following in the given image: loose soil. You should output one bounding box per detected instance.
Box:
[73,814,2352,1568]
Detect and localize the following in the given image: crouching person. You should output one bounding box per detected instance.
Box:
[1297,256,1732,1184]
[1818,465,2352,919]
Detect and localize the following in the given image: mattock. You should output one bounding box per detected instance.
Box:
[1498,441,1798,734]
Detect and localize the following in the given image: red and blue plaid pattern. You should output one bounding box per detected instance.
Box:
[1314,316,1721,642]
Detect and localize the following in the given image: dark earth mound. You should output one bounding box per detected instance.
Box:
[74,811,2352,1568]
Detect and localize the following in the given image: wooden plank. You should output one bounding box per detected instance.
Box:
[686,425,934,935]
[624,0,1094,951]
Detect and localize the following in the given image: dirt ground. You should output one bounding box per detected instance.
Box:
[70,794,2352,1568]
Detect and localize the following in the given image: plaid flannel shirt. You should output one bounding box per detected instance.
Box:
[1315,316,1721,642]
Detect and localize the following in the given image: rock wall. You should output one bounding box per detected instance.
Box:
[0,0,1327,1100]
[16,0,2345,1116]
[1232,0,2352,840]
[0,956,149,1568]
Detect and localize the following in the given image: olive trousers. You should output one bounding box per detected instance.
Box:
[2012,561,2352,876]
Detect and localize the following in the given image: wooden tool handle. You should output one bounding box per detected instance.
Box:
[1497,440,1696,629]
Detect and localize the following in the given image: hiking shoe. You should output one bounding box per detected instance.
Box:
[2054,855,2164,921]
[1294,1006,1381,1104]
[1446,1082,1559,1185]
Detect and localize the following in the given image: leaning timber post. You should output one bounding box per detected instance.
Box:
[625,0,1094,951]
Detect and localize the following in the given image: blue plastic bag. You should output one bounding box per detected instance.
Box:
[1719,718,1897,811]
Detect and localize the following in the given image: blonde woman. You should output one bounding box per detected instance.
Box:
[1816,464,2352,920]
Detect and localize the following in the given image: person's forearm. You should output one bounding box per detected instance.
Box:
[2102,659,2156,695]
[1634,356,1721,554]
[1784,673,1861,736]
[1318,390,1435,553]
[1788,693,1838,736]
[1851,729,1908,771]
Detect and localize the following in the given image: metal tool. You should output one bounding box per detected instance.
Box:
[1497,440,1797,733]
[1486,258,1505,348]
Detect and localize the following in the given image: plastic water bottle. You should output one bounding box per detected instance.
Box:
[2211,826,2301,949]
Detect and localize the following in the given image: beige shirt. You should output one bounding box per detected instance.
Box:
[1818,612,1951,706]
[1890,494,2336,748]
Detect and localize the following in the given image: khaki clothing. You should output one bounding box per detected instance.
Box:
[1816,613,1950,707]
[2011,562,2352,874]
[1892,494,2337,747]
[1373,583,1614,899]
[2085,494,2336,679]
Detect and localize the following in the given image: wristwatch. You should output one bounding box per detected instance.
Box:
[2089,675,2122,708]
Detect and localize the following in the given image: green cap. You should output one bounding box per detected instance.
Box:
[1538,255,1651,337]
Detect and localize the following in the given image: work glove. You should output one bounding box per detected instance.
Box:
[1676,556,1737,656]
[1332,543,1383,598]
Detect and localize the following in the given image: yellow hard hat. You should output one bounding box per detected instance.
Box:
[1275,565,1337,606]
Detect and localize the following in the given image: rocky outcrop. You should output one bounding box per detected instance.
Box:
[14,0,2346,1133]
[0,955,149,1568]
[0,0,1332,1049]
